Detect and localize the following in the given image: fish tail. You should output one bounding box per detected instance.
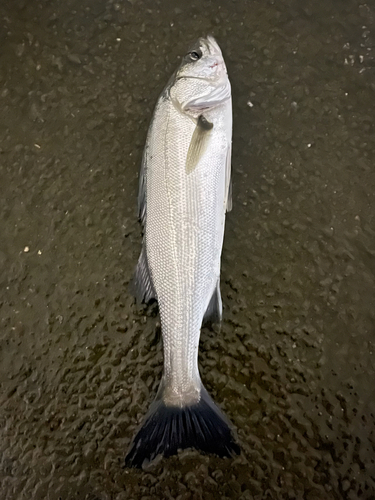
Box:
[124,384,240,468]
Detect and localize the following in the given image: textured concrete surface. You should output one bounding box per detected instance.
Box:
[0,0,374,499]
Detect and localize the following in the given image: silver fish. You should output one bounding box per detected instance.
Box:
[125,36,239,468]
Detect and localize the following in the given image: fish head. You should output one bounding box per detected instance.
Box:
[170,36,231,114]
[177,36,228,82]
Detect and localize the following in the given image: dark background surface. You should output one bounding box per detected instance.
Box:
[0,0,374,499]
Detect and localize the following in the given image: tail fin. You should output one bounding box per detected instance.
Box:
[125,386,240,468]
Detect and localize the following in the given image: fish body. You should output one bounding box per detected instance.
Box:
[125,36,239,468]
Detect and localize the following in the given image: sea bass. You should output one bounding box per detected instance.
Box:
[125,36,240,467]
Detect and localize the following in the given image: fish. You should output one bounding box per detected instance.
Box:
[125,36,240,468]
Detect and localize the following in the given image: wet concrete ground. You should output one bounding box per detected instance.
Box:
[0,0,375,498]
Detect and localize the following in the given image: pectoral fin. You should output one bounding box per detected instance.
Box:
[186,115,213,174]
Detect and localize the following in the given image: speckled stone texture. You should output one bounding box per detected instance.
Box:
[0,0,374,499]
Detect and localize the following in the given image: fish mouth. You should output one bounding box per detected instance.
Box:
[175,61,227,82]
[200,35,222,56]
[175,76,215,82]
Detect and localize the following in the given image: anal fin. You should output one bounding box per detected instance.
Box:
[131,245,156,304]
[203,280,222,324]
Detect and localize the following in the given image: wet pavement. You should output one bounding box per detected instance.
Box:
[0,0,375,498]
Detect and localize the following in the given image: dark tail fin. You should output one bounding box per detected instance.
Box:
[124,385,240,468]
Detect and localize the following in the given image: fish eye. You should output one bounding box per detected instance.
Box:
[189,50,202,61]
